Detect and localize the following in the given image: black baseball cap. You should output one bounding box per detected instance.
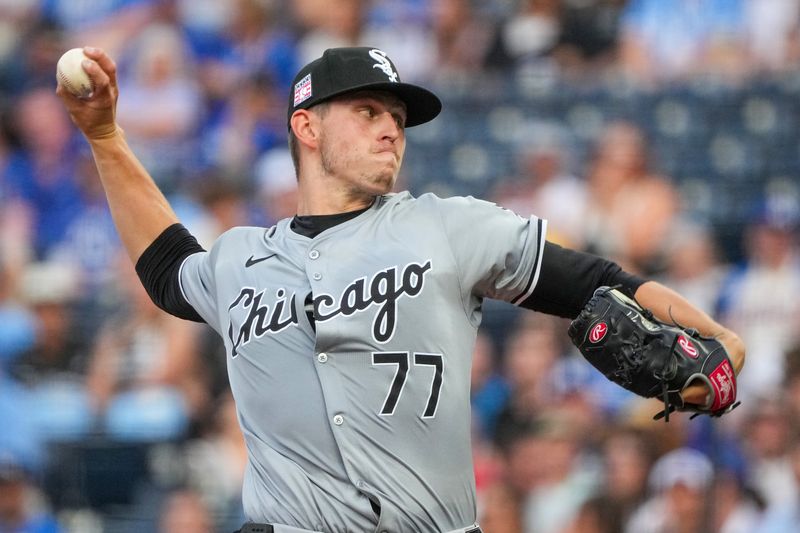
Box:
[288,47,442,128]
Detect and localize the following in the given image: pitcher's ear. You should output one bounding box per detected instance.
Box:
[290,109,320,149]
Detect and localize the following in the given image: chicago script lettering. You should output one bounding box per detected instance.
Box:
[227,288,297,357]
[314,260,432,343]
[226,260,432,356]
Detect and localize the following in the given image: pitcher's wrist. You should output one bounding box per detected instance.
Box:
[88,124,123,142]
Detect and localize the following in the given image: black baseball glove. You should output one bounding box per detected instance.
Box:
[568,286,739,422]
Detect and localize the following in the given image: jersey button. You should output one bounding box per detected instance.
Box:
[313,272,322,280]
[317,352,328,363]
[333,414,344,426]
[309,250,320,259]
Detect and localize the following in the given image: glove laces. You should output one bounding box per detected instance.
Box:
[656,333,681,423]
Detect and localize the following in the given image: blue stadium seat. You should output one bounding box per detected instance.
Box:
[104,388,189,442]
[28,380,93,441]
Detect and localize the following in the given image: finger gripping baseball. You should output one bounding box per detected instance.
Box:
[568,287,740,422]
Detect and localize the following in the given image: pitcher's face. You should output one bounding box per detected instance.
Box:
[316,91,407,197]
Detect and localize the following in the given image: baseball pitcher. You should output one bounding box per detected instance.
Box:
[57,46,745,533]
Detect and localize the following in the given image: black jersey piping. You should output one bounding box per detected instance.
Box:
[511,217,547,305]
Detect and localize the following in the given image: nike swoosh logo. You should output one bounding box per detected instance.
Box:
[245,254,276,268]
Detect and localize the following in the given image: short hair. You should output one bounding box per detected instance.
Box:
[287,102,330,177]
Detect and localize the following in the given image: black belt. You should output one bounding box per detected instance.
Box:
[237,525,274,533]
[237,524,482,533]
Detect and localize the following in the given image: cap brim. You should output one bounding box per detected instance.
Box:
[305,82,442,128]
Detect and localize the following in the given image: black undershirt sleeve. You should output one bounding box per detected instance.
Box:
[520,241,647,319]
[134,223,206,323]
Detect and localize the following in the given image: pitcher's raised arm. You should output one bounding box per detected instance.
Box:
[56,46,179,263]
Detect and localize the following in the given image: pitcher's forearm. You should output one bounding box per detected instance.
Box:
[635,280,745,406]
[635,281,745,373]
[89,127,179,262]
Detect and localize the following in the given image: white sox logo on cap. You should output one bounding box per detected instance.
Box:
[369,49,398,82]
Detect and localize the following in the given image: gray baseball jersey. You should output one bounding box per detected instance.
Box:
[179,191,547,532]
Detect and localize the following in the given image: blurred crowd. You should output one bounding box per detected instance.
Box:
[1,0,800,532]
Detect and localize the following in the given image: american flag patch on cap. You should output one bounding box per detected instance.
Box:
[293,74,312,106]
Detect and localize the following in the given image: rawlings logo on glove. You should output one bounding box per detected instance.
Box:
[568,287,740,422]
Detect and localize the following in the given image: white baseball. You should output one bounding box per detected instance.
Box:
[56,48,94,98]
